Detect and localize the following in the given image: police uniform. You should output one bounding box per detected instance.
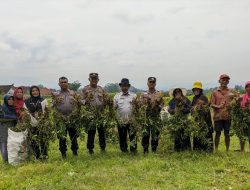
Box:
[82,73,107,154]
[140,77,164,153]
[52,89,79,157]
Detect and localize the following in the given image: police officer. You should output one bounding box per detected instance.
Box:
[140,77,164,154]
[82,73,108,154]
[52,76,79,158]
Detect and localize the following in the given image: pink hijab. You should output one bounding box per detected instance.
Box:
[241,81,250,108]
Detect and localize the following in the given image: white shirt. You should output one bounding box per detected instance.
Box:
[113,92,137,124]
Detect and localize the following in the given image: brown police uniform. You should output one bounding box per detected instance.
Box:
[82,73,107,153]
[140,77,164,153]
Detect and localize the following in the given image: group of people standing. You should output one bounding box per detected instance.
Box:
[0,86,49,162]
[0,73,250,162]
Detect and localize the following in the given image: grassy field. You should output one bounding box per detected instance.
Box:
[1,95,250,190]
[1,135,250,190]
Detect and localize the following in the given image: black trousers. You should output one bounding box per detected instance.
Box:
[141,124,160,151]
[118,124,137,152]
[174,129,191,152]
[30,127,48,159]
[59,127,79,154]
[31,140,48,159]
[193,130,214,152]
[87,126,106,150]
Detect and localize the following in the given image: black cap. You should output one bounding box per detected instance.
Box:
[89,73,99,79]
[119,78,130,86]
[148,77,156,82]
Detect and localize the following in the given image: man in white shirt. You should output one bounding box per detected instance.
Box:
[113,78,137,153]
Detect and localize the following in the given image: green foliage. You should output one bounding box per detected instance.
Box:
[163,101,211,147]
[189,105,211,145]
[163,97,171,105]
[13,111,32,132]
[234,85,245,94]
[2,93,250,189]
[131,98,147,133]
[104,83,120,93]
[104,83,143,93]
[81,92,118,143]
[131,95,163,143]
[33,110,58,144]
[49,95,79,139]
[230,99,250,141]
[68,81,81,91]
[12,108,57,156]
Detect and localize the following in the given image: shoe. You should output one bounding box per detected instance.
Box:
[101,148,106,153]
[89,149,94,155]
[143,148,149,154]
[130,147,137,154]
[130,150,137,155]
[73,150,78,156]
[40,155,48,160]
[101,150,106,154]
[121,149,128,153]
[62,153,66,159]
[152,148,157,153]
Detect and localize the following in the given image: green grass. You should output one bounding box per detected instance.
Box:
[1,136,250,190]
[1,95,249,189]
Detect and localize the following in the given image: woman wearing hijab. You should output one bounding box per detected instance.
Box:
[13,87,25,120]
[168,88,192,151]
[239,81,250,151]
[25,86,49,159]
[0,95,17,162]
[191,82,213,152]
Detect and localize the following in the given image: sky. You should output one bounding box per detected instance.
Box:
[0,0,249,90]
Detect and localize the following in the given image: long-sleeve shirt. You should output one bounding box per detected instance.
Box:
[25,98,44,116]
[113,92,137,124]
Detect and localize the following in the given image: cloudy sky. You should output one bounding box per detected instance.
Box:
[0,0,249,90]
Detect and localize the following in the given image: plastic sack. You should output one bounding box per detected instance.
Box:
[7,129,28,166]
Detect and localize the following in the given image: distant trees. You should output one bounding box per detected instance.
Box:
[234,85,244,94]
[38,84,44,88]
[104,83,143,93]
[69,81,81,91]
[104,83,120,93]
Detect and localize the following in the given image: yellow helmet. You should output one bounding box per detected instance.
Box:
[192,81,203,90]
